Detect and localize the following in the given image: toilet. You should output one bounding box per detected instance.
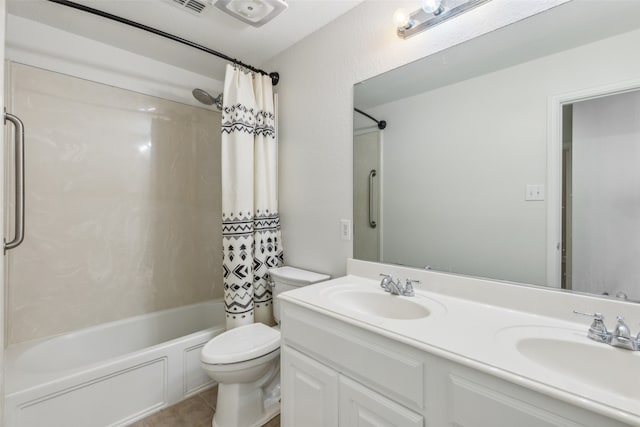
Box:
[201,266,330,427]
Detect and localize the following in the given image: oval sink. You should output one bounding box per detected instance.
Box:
[330,290,431,320]
[496,325,640,401]
[516,337,640,399]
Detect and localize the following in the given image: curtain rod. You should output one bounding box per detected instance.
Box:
[354,108,386,130]
[46,0,280,86]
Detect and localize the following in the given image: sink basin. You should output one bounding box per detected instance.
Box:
[498,326,640,400]
[329,290,431,320]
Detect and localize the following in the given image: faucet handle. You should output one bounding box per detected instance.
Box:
[573,310,604,321]
[403,278,420,297]
[610,316,638,350]
[613,316,631,339]
[573,310,609,343]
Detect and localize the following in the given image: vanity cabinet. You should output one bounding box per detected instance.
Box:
[280,301,635,427]
[282,345,424,427]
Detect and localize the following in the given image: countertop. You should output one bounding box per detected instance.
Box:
[279,264,640,426]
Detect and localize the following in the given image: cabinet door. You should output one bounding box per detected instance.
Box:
[340,377,424,427]
[281,345,339,427]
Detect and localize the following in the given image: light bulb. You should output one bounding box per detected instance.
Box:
[393,8,412,29]
[421,0,443,14]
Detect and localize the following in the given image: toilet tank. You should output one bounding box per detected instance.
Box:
[268,266,330,324]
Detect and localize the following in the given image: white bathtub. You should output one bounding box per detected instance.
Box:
[4,300,226,427]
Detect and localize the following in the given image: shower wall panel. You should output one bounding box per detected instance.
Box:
[6,63,222,345]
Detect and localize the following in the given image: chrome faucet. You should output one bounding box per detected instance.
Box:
[573,311,609,343]
[379,274,401,294]
[379,273,394,291]
[573,311,639,351]
[379,274,419,297]
[403,279,419,297]
[611,316,638,351]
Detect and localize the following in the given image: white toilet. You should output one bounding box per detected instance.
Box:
[201,266,329,427]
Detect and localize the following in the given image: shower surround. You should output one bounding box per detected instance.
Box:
[5,62,223,345]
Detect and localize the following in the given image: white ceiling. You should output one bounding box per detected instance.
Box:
[7,0,364,80]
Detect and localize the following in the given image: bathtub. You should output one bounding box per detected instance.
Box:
[4,300,226,427]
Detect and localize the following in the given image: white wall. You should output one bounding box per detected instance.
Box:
[572,90,640,300]
[5,14,223,108]
[265,0,567,277]
[365,28,640,286]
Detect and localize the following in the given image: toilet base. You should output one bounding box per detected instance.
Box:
[210,362,280,427]
[212,401,279,427]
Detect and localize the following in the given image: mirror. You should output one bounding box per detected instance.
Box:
[353,1,640,301]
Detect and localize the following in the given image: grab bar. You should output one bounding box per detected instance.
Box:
[4,110,25,253]
[368,169,377,228]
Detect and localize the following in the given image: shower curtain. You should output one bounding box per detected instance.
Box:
[222,64,283,330]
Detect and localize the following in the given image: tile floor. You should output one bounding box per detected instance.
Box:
[129,386,280,427]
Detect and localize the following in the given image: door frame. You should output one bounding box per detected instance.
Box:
[546,78,640,287]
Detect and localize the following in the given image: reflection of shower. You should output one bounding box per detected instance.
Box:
[192,88,223,109]
[354,107,386,129]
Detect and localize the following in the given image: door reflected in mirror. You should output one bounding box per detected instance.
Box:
[562,90,640,301]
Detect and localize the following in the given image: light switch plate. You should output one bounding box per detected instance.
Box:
[525,184,545,201]
[340,219,352,241]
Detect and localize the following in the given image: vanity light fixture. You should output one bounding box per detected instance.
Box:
[393,8,413,31]
[395,0,492,39]
[421,0,444,15]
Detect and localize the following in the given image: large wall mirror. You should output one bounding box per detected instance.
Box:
[353,1,640,302]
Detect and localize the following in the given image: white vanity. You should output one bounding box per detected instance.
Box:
[279,260,640,427]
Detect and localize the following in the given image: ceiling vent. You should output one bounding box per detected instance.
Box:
[213,0,288,27]
[167,0,208,15]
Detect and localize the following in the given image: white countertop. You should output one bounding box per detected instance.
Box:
[279,260,640,426]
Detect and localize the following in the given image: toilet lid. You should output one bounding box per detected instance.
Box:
[201,323,280,365]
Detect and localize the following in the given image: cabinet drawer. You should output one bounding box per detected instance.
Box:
[282,304,424,410]
[340,376,424,427]
[436,367,633,427]
[449,374,583,427]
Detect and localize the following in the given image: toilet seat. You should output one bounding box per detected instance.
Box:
[202,323,280,365]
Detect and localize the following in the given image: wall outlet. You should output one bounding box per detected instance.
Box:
[340,219,352,241]
[525,184,545,201]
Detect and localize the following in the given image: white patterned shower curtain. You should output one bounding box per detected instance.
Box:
[221,65,284,330]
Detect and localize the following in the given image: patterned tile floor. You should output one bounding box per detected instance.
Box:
[129,386,280,427]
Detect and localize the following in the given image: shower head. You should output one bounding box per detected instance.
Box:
[192,88,213,105]
[192,88,223,109]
